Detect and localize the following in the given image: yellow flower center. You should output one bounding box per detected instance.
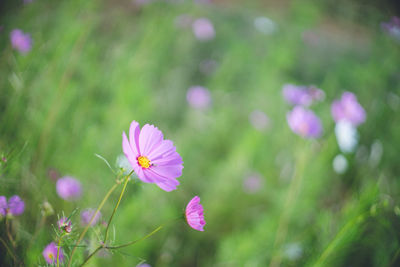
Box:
[49,253,54,260]
[138,156,151,169]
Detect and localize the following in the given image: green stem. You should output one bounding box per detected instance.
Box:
[0,237,18,264]
[106,225,163,249]
[80,226,163,267]
[314,213,367,267]
[103,175,130,243]
[79,246,102,267]
[67,182,119,267]
[269,150,307,267]
[57,234,65,267]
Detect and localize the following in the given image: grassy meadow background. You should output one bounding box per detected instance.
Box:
[1,0,400,266]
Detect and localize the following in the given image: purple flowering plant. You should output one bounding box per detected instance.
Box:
[25,120,206,267]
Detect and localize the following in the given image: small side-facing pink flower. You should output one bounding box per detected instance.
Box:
[42,242,64,265]
[185,196,205,231]
[122,121,183,192]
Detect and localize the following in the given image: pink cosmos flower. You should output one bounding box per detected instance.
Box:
[10,29,32,54]
[192,18,215,41]
[122,121,183,192]
[185,196,205,231]
[43,242,64,265]
[81,209,101,226]
[0,195,25,217]
[186,86,212,109]
[331,92,366,127]
[287,106,323,139]
[56,176,82,201]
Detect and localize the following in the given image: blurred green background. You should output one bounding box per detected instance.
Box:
[1,0,400,266]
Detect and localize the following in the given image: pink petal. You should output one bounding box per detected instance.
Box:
[139,124,164,156]
[129,121,141,155]
[136,168,155,183]
[154,179,180,192]
[151,164,183,179]
[147,140,175,161]
[151,151,183,166]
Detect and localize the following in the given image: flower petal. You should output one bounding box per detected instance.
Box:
[151,152,183,166]
[154,178,180,192]
[151,164,183,179]
[8,195,24,216]
[139,124,164,156]
[123,132,138,169]
[129,121,141,155]
[147,140,175,161]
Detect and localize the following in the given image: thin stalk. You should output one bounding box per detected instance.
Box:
[313,213,367,267]
[0,237,18,264]
[67,183,119,267]
[80,225,163,267]
[79,246,102,267]
[103,175,130,243]
[27,215,46,251]
[5,217,16,248]
[106,225,163,249]
[269,150,307,267]
[57,234,65,267]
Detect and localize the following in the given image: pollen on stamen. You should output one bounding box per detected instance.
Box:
[137,156,151,169]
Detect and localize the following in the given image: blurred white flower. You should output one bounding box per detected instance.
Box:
[335,120,359,153]
[284,242,303,260]
[333,154,348,174]
[116,154,133,174]
[254,16,277,35]
[369,140,383,167]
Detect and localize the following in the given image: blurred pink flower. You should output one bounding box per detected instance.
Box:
[10,29,32,54]
[43,242,64,265]
[192,18,215,41]
[185,196,205,231]
[122,121,183,192]
[0,195,25,217]
[331,92,366,127]
[282,84,325,106]
[186,86,211,109]
[243,172,263,194]
[56,176,82,201]
[287,106,323,139]
[81,209,101,226]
